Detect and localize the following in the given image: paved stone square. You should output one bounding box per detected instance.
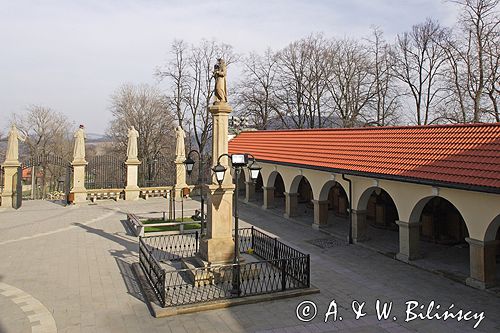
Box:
[0,198,499,332]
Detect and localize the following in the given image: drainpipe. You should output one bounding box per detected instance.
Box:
[342,174,353,244]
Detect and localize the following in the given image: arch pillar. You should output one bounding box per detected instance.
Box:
[466,238,498,289]
[396,220,421,262]
[352,209,368,243]
[284,192,298,218]
[244,181,255,203]
[312,199,329,230]
[262,186,275,209]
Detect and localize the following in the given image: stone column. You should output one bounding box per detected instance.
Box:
[466,238,497,289]
[262,186,275,209]
[352,209,368,243]
[70,160,87,203]
[124,159,141,200]
[244,181,255,203]
[174,160,188,198]
[396,220,421,262]
[284,192,298,218]
[312,199,329,230]
[199,102,235,264]
[0,162,20,208]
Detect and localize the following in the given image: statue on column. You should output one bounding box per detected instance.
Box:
[175,126,186,160]
[73,125,86,162]
[5,124,26,163]
[127,126,139,161]
[213,58,227,104]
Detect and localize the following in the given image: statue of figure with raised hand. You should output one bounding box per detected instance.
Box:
[5,124,26,163]
[127,126,139,161]
[213,58,227,104]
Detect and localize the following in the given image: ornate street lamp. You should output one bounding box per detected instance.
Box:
[212,153,261,295]
[184,150,206,235]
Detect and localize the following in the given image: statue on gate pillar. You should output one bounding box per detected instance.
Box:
[213,58,227,104]
[5,124,26,164]
[73,125,87,163]
[127,126,139,162]
[175,126,186,162]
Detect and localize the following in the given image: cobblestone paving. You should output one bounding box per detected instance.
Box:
[0,198,499,332]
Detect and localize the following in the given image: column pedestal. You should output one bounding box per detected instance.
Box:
[466,238,497,289]
[174,160,188,198]
[262,186,275,209]
[352,209,368,243]
[125,159,141,201]
[244,181,255,203]
[0,162,20,208]
[396,220,421,262]
[284,192,298,218]
[312,200,329,230]
[71,160,87,204]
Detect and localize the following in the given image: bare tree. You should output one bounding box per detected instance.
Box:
[107,84,176,160]
[393,19,448,125]
[11,105,73,197]
[325,38,376,127]
[235,49,278,129]
[155,39,189,127]
[367,27,401,126]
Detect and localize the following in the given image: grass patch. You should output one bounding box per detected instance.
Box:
[144,223,201,233]
[143,217,195,224]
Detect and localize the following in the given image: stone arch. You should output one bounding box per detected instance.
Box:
[265,170,280,188]
[288,174,306,194]
[318,180,349,202]
[483,214,500,242]
[408,195,471,240]
[356,186,400,221]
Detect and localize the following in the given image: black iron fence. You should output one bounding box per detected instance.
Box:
[139,227,310,307]
[85,155,126,189]
[138,156,175,187]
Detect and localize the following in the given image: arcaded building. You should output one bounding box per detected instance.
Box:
[229,123,500,289]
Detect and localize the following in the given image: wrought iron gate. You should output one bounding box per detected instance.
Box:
[85,155,126,189]
[138,156,175,187]
[22,154,72,205]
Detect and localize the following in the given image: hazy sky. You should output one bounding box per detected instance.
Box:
[0,0,459,135]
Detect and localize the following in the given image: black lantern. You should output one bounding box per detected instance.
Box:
[212,164,227,185]
[183,156,195,175]
[248,161,261,181]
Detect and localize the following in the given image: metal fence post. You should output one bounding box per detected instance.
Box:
[306,254,310,288]
[281,259,287,291]
[251,226,255,250]
[274,237,278,259]
[195,231,199,253]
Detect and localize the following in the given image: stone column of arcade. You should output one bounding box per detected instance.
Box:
[1,125,25,208]
[70,125,88,203]
[199,58,236,264]
[125,126,141,200]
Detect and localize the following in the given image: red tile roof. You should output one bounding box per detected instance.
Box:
[228,123,500,193]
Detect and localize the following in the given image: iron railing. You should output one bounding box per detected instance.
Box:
[139,227,310,307]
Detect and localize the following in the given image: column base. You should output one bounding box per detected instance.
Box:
[0,193,13,208]
[466,277,491,290]
[199,237,235,264]
[71,189,87,204]
[395,253,422,263]
[124,187,140,201]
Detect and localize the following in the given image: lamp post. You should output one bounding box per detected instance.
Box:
[212,153,261,295]
[184,150,205,235]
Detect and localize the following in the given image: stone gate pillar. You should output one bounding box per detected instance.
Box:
[0,162,20,208]
[125,160,141,200]
[70,125,87,203]
[396,220,421,262]
[466,238,497,289]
